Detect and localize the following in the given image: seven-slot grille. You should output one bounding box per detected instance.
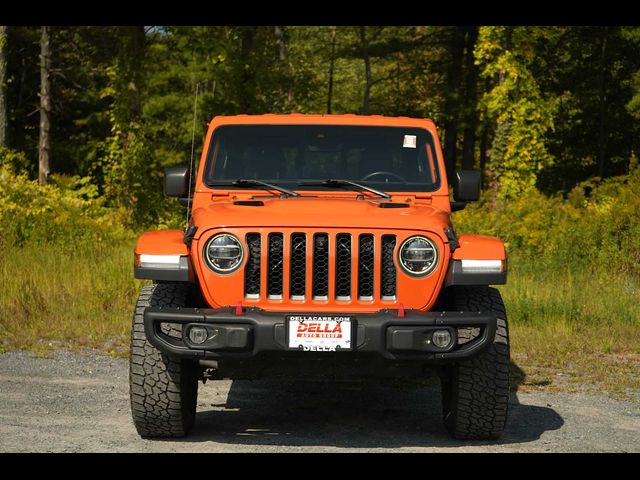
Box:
[243,232,397,302]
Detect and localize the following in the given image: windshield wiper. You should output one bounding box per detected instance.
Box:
[208,179,300,197]
[298,179,391,199]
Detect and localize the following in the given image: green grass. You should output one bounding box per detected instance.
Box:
[0,239,142,356]
[504,259,640,328]
[0,242,638,397]
[501,258,640,397]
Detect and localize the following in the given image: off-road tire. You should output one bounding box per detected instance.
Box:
[440,286,510,440]
[129,283,199,438]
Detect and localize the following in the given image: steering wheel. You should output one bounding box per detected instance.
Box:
[360,171,408,183]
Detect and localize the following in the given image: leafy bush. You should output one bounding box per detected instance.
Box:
[455,159,640,276]
[0,147,31,173]
[0,164,132,248]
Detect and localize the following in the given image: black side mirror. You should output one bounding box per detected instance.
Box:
[453,170,481,202]
[164,166,190,198]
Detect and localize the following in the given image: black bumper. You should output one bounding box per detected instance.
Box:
[143,307,497,362]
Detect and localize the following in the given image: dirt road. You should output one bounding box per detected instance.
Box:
[0,350,638,452]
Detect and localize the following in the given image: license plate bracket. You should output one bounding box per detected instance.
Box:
[286,315,354,352]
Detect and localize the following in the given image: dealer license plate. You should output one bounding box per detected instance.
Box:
[287,315,353,352]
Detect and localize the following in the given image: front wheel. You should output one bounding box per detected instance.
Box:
[440,286,510,440]
[129,283,199,438]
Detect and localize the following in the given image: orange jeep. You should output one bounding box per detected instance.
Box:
[130,114,509,440]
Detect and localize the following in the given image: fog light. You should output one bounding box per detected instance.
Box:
[188,326,208,345]
[432,329,452,349]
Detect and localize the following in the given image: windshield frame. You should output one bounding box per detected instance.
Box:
[202,124,442,194]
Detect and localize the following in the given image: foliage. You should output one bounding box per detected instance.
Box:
[3,26,639,201]
[622,27,640,121]
[455,157,640,277]
[628,70,640,119]
[98,115,161,226]
[97,66,162,227]
[475,27,558,198]
[534,27,640,193]
[0,163,130,247]
[0,146,29,171]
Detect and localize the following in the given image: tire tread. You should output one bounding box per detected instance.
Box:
[129,283,198,438]
[442,286,510,440]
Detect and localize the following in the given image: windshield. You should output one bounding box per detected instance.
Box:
[204,124,441,193]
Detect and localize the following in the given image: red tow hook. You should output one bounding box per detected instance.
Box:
[235,302,243,316]
[397,304,406,318]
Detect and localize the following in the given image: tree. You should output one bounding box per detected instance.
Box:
[100,26,158,224]
[443,27,465,180]
[533,27,640,192]
[461,26,479,170]
[475,26,557,198]
[326,26,337,114]
[359,26,373,114]
[121,26,145,123]
[627,27,640,124]
[626,27,640,162]
[2,25,639,208]
[595,27,610,178]
[274,26,295,111]
[0,26,7,148]
[38,26,51,185]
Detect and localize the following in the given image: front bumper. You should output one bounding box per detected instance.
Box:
[143,307,497,362]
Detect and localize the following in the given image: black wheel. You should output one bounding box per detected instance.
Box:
[129,283,199,438]
[440,286,510,440]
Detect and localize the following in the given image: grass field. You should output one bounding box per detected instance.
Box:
[1,241,638,398]
[0,240,140,356]
[503,261,640,397]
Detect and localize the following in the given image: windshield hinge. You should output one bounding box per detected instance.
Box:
[184,223,198,247]
[444,227,459,253]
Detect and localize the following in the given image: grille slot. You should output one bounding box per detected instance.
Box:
[290,233,306,300]
[245,231,398,303]
[244,233,261,299]
[381,235,397,300]
[313,233,329,300]
[335,234,352,300]
[358,234,375,300]
[267,233,283,299]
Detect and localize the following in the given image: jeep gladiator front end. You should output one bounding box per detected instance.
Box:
[129,114,510,440]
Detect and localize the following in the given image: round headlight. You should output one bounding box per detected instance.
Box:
[398,236,439,276]
[204,233,244,273]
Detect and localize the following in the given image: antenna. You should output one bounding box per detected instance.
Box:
[186,82,200,228]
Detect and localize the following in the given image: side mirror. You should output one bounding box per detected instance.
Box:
[164,166,190,198]
[453,170,481,202]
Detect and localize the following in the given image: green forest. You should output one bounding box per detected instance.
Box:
[0,26,639,395]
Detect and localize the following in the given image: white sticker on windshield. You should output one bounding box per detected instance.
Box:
[403,135,417,148]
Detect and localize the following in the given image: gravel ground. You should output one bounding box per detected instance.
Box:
[0,350,638,453]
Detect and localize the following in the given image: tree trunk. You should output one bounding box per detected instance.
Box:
[0,26,7,148]
[596,27,609,178]
[17,54,26,114]
[479,109,489,186]
[359,26,372,115]
[239,27,256,113]
[274,26,287,62]
[39,26,51,185]
[462,26,479,170]
[443,27,465,182]
[326,26,337,114]
[274,26,294,112]
[123,26,145,123]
